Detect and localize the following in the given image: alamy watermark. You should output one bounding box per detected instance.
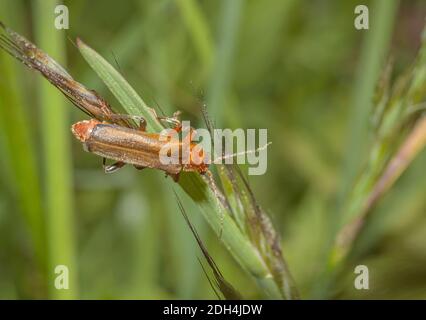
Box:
[54,265,69,290]
[354,265,369,290]
[54,5,69,30]
[354,5,369,30]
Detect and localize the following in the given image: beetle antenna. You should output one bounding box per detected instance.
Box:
[212,142,272,164]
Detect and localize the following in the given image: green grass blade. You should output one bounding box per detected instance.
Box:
[206,0,244,124]
[0,0,46,293]
[178,173,285,298]
[175,0,214,71]
[338,0,399,208]
[0,39,46,273]
[34,0,78,299]
[77,39,162,132]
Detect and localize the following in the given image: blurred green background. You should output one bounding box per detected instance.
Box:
[0,0,426,299]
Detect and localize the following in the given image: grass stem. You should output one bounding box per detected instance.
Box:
[34,0,78,299]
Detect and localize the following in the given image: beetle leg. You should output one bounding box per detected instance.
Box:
[135,117,146,132]
[109,114,147,131]
[103,158,126,173]
[157,110,182,132]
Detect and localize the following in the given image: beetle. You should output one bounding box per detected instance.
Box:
[71,117,209,181]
